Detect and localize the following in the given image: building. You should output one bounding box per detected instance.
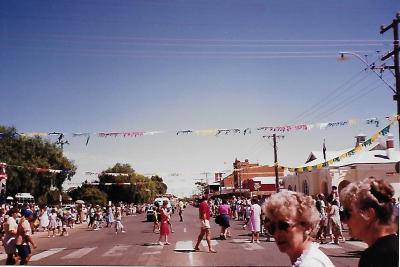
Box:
[217,159,284,197]
[282,134,400,199]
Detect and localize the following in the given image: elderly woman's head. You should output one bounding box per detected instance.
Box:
[341,177,394,227]
[263,191,319,261]
[340,177,396,246]
[264,191,320,230]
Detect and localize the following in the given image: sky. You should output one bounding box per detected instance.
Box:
[1,1,399,197]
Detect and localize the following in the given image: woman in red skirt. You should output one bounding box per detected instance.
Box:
[158,200,172,245]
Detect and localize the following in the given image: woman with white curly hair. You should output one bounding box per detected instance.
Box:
[340,177,398,267]
[263,191,334,267]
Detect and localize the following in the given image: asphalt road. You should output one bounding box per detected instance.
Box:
[0,206,365,266]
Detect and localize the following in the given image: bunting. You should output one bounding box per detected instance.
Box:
[281,123,393,172]
[1,163,73,175]
[2,115,397,146]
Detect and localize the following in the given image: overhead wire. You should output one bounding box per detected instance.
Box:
[293,69,369,123]
[306,78,383,122]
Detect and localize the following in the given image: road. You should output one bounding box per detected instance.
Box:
[0,206,365,266]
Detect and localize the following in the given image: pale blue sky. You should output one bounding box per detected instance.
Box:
[1,1,398,196]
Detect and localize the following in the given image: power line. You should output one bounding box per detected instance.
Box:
[307,80,383,122]
[293,69,368,123]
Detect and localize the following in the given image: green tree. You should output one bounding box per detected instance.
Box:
[0,126,76,201]
[98,163,135,203]
[68,185,107,206]
[97,163,168,204]
[151,175,168,195]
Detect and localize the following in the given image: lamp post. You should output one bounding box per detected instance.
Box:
[339,51,399,145]
[339,51,395,93]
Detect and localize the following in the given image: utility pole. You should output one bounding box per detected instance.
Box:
[263,134,284,193]
[380,13,400,145]
[273,134,279,193]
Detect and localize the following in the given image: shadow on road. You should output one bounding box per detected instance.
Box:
[329,250,362,259]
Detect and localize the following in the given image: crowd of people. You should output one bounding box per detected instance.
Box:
[0,202,145,265]
[194,177,399,267]
[0,177,398,267]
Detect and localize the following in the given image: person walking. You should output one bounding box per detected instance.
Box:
[106,205,114,228]
[152,204,160,233]
[87,204,96,230]
[194,195,216,253]
[315,197,328,244]
[158,200,171,245]
[114,207,126,234]
[38,206,49,232]
[217,198,231,240]
[178,200,184,222]
[47,209,57,238]
[3,208,19,265]
[340,177,399,267]
[249,198,262,243]
[328,199,342,244]
[15,209,37,265]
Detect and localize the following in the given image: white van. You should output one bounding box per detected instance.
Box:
[15,193,35,204]
[154,197,171,208]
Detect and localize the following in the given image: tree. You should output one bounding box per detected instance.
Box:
[0,126,76,200]
[151,175,168,195]
[96,163,168,204]
[68,185,107,206]
[98,163,135,203]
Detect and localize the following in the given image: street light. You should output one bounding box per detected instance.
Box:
[339,51,396,94]
[339,51,399,145]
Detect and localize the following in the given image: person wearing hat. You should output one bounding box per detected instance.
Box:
[3,208,19,265]
[15,209,37,265]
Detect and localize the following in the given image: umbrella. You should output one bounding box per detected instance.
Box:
[6,196,13,200]
[75,200,85,204]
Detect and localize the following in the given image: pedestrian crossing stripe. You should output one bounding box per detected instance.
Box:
[174,240,194,252]
[200,239,218,247]
[61,247,97,259]
[242,243,264,250]
[142,251,161,255]
[30,248,66,261]
[2,239,354,263]
[103,245,131,257]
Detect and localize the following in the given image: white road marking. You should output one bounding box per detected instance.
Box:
[143,251,161,255]
[103,245,131,257]
[347,241,368,249]
[61,247,97,259]
[232,238,251,243]
[242,242,264,250]
[201,239,218,247]
[188,250,194,266]
[174,240,193,251]
[30,248,66,261]
[319,243,343,249]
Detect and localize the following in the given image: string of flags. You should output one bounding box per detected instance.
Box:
[1,115,397,146]
[281,122,393,172]
[0,116,397,181]
[0,163,74,176]
[1,121,394,178]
